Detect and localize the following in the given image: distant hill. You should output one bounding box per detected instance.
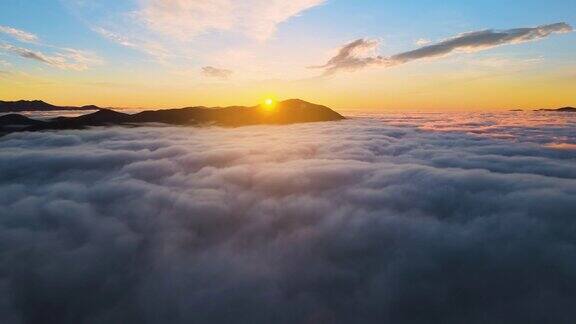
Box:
[0,99,345,135]
[0,114,46,126]
[535,107,576,112]
[0,100,101,112]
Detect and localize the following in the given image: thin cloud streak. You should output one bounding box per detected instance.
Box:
[0,24,102,71]
[0,25,39,43]
[0,43,102,71]
[93,27,172,62]
[313,23,573,75]
[201,66,233,79]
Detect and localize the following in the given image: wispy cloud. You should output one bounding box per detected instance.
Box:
[0,25,38,43]
[93,27,138,48]
[137,0,325,41]
[65,0,326,75]
[313,23,573,75]
[0,24,102,71]
[471,56,544,68]
[93,27,171,61]
[0,44,102,71]
[201,66,233,79]
[415,38,431,46]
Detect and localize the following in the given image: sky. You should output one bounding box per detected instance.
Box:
[0,0,575,111]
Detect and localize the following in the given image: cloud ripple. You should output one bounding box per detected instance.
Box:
[0,112,575,323]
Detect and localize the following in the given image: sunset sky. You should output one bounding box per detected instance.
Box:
[0,0,574,111]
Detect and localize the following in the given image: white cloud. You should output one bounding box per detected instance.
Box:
[93,27,171,61]
[0,25,38,43]
[0,43,102,71]
[415,38,431,46]
[136,0,325,41]
[93,27,139,48]
[0,24,102,71]
[64,0,325,75]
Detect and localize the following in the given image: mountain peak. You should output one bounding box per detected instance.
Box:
[3,100,344,134]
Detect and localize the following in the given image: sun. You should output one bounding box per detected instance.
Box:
[262,98,277,112]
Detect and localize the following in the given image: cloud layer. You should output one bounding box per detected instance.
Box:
[314,23,573,75]
[1,111,575,323]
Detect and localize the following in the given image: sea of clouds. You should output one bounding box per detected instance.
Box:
[1,111,575,323]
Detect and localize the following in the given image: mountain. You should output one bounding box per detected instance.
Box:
[2,99,344,135]
[44,109,133,130]
[0,114,47,127]
[0,114,47,135]
[535,107,576,112]
[130,99,344,127]
[0,100,102,112]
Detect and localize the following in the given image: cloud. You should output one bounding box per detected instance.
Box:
[93,27,139,48]
[313,22,573,75]
[1,111,576,323]
[201,66,233,79]
[309,39,383,74]
[0,44,55,65]
[65,0,325,75]
[470,56,544,69]
[0,25,102,71]
[136,0,325,41]
[0,43,101,71]
[415,38,431,46]
[0,25,38,43]
[93,27,171,61]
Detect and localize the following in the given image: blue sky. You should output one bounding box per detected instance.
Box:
[0,0,574,110]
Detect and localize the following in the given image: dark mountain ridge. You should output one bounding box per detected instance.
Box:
[0,100,103,112]
[534,107,576,112]
[0,99,345,135]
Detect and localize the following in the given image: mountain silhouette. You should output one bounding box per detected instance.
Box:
[0,114,46,126]
[535,107,576,112]
[1,99,345,135]
[0,100,102,112]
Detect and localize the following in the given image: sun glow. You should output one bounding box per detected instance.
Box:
[262,98,277,112]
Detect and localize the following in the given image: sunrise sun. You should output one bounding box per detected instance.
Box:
[262,98,276,111]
